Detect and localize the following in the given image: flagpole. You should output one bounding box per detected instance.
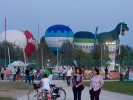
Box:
[41,47,43,67]
[4,17,7,67]
[23,48,26,64]
[38,24,39,43]
[7,46,11,64]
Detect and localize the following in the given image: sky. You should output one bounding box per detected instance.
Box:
[0,0,133,47]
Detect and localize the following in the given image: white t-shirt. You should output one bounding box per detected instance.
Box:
[48,74,53,84]
[67,68,72,76]
[41,78,51,91]
[12,68,17,74]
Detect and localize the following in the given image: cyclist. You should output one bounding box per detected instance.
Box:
[37,73,51,100]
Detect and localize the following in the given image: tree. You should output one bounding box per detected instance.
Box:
[29,36,56,67]
[60,42,74,65]
[93,44,110,67]
[0,41,23,66]
[119,45,133,66]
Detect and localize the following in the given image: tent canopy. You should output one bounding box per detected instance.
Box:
[11,61,28,67]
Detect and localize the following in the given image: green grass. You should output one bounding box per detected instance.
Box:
[0,97,15,100]
[0,81,32,90]
[0,81,33,99]
[84,81,133,96]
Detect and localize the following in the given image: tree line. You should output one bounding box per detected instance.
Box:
[0,36,133,69]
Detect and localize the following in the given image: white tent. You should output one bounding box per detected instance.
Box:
[11,61,28,67]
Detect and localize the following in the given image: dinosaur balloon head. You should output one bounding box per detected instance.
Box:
[117,22,129,36]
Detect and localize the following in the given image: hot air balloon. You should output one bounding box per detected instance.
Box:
[0,30,38,58]
[45,24,74,54]
[73,31,96,53]
[23,30,38,58]
[0,30,27,48]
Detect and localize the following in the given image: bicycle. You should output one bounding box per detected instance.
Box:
[28,84,66,100]
[50,84,66,100]
[28,84,50,100]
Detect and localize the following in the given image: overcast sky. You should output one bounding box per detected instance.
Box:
[0,0,133,47]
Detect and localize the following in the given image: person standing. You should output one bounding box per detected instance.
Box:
[1,67,4,80]
[12,66,17,81]
[37,67,43,80]
[62,68,66,81]
[30,67,34,84]
[89,68,104,100]
[70,67,84,100]
[25,66,31,84]
[66,66,72,86]
[104,67,108,80]
[4,68,8,80]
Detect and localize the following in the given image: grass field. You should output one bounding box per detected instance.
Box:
[84,81,133,96]
[0,81,32,100]
[0,81,32,90]
[0,97,15,100]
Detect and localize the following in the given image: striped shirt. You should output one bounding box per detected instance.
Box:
[89,75,104,91]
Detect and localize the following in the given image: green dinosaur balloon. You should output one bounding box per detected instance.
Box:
[97,22,129,43]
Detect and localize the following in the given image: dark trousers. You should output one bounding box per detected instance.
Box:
[89,88,101,100]
[25,75,31,84]
[13,74,16,81]
[66,76,71,86]
[31,75,34,84]
[1,73,4,80]
[73,86,82,100]
[105,73,108,80]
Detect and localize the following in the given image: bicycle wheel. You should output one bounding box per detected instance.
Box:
[28,89,39,100]
[52,88,66,100]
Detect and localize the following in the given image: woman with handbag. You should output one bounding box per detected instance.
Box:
[70,67,84,100]
[89,68,104,100]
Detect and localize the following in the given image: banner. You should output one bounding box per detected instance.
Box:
[129,73,133,80]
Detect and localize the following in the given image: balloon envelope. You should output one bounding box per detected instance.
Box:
[73,31,95,53]
[0,30,27,49]
[45,25,74,54]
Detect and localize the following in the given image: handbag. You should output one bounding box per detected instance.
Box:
[78,85,84,90]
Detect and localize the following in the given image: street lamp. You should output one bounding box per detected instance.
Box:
[47,59,50,66]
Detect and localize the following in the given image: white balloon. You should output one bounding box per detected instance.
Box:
[0,30,27,49]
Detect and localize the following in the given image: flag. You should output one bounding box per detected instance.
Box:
[94,26,98,53]
[73,60,78,67]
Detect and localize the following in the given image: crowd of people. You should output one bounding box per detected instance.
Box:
[0,66,53,84]
[0,65,105,100]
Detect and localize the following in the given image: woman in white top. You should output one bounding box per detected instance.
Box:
[38,74,51,100]
[89,68,104,100]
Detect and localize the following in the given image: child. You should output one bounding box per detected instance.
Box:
[37,73,51,100]
[10,74,13,81]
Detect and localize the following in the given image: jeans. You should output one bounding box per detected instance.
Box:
[25,75,31,84]
[31,75,34,84]
[66,76,71,86]
[13,74,16,81]
[72,86,82,100]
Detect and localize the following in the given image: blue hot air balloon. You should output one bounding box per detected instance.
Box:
[45,24,74,54]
